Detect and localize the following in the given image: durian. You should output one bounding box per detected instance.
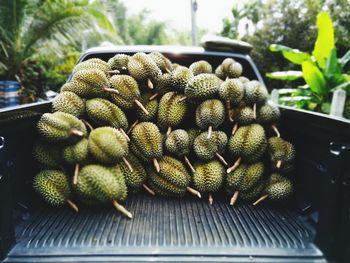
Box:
[33,140,62,168]
[170,66,194,92]
[108,54,130,73]
[52,91,85,117]
[148,52,172,73]
[218,78,244,121]
[185,73,222,101]
[243,80,268,118]
[257,102,281,137]
[73,58,118,75]
[215,58,243,79]
[189,60,212,76]
[268,137,295,174]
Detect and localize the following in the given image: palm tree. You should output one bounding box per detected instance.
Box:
[0,0,116,81]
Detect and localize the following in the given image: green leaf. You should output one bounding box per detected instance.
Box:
[325,49,342,78]
[321,102,331,113]
[269,44,311,64]
[87,8,116,34]
[266,71,303,80]
[339,50,350,67]
[312,12,335,69]
[301,61,327,95]
[331,81,350,93]
[278,88,300,94]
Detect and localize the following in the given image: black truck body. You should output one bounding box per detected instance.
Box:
[0,46,349,263]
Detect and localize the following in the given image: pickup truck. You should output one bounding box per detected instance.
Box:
[0,45,349,263]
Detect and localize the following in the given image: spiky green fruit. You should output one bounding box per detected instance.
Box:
[170,66,194,92]
[187,128,201,147]
[76,164,127,204]
[147,156,190,197]
[240,180,264,201]
[195,99,225,131]
[185,73,222,100]
[60,82,75,93]
[228,124,267,163]
[73,58,110,75]
[193,160,225,193]
[33,170,71,207]
[165,129,190,158]
[109,75,144,110]
[233,105,254,125]
[128,53,161,85]
[108,54,130,72]
[116,153,147,193]
[157,92,188,131]
[33,141,61,168]
[189,60,213,76]
[155,73,173,96]
[130,122,163,162]
[70,69,109,98]
[52,91,85,117]
[239,76,250,84]
[88,127,129,165]
[193,131,227,161]
[244,80,268,106]
[63,138,89,164]
[37,112,87,143]
[215,58,243,79]
[257,103,281,125]
[268,137,295,174]
[148,52,172,73]
[86,98,128,130]
[136,92,158,122]
[218,79,244,105]
[265,173,293,201]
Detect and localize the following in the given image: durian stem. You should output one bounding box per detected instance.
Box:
[103,87,119,95]
[81,119,93,132]
[225,76,229,81]
[227,157,242,173]
[134,99,149,115]
[253,103,257,119]
[70,128,84,137]
[118,128,130,142]
[207,125,213,139]
[186,187,201,198]
[276,160,282,169]
[226,100,233,122]
[208,193,214,205]
[253,195,268,206]
[143,184,155,196]
[231,123,238,135]
[165,67,172,74]
[108,69,120,75]
[73,163,80,185]
[122,157,134,172]
[67,199,79,213]
[153,158,161,172]
[147,79,154,89]
[215,152,228,166]
[178,96,187,102]
[127,120,139,134]
[166,126,172,136]
[149,93,158,101]
[272,125,280,138]
[122,66,127,71]
[112,200,133,219]
[184,156,195,173]
[230,191,239,206]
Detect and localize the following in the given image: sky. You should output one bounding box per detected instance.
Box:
[120,0,235,35]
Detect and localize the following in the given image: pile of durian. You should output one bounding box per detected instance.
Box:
[32,52,295,219]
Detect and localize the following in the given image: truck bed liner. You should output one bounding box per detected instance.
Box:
[5,194,324,262]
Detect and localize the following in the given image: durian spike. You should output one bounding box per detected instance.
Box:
[127,120,139,134]
[73,163,80,185]
[147,79,154,89]
[225,76,229,81]
[230,191,239,206]
[186,187,201,198]
[67,199,79,213]
[143,184,155,196]
[207,125,213,139]
[272,125,280,138]
[134,99,149,115]
[149,93,159,101]
[226,100,233,122]
[184,156,195,173]
[70,128,84,137]
[81,119,93,132]
[227,157,242,173]
[178,96,187,102]
[108,69,120,75]
[231,123,238,135]
[276,160,282,169]
[112,200,133,219]
[118,128,130,142]
[215,152,228,166]
[253,103,257,119]
[122,157,134,172]
[166,126,172,136]
[208,193,214,205]
[103,87,120,95]
[153,158,161,172]
[165,67,172,74]
[253,195,268,206]
[122,66,127,71]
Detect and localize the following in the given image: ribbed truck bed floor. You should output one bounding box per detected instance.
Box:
[5,195,325,262]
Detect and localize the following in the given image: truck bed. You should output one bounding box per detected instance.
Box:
[5,194,324,263]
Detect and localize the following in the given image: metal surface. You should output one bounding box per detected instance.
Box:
[6,195,323,262]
